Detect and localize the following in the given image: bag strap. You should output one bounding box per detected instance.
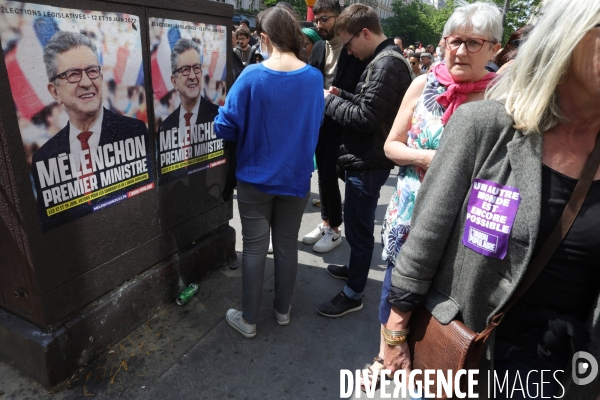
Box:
[477,131,600,341]
[359,50,416,96]
[359,50,415,139]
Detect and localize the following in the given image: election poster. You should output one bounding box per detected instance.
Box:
[149,17,227,185]
[0,1,154,232]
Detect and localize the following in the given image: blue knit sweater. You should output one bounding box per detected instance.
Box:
[214,63,324,197]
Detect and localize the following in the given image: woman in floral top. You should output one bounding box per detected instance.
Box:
[360,2,502,390]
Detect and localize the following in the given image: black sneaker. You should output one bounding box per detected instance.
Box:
[317,292,363,317]
[327,264,349,280]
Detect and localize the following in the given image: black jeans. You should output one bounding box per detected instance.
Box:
[314,133,343,228]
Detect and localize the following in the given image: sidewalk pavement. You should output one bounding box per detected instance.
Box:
[0,169,408,400]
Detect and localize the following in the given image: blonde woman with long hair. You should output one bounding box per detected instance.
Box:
[382,0,600,398]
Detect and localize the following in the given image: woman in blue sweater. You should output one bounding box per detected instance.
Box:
[214,6,324,338]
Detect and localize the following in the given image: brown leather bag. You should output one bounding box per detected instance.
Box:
[406,132,600,399]
[408,308,500,398]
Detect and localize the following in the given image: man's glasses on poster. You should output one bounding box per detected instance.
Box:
[444,36,492,53]
[173,64,202,76]
[50,65,101,83]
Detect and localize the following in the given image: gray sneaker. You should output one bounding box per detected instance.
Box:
[275,305,291,326]
[226,309,256,338]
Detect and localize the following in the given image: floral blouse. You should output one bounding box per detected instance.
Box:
[381,72,447,263]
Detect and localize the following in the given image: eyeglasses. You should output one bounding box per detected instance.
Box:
[312,15,335,26]
[343,28,363,50]
[303,42,311,48]
[50,65,101,83]
[410,61,417,65]
[173,64,202,76]
[444,36,493,53]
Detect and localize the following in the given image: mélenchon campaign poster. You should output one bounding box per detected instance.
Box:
[149,18,227,186]
[0,1,154,232]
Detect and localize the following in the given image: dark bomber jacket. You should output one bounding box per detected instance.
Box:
[325,38,412,171]
[308,39,366,141]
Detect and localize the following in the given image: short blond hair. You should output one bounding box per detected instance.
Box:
[486,0,600,134]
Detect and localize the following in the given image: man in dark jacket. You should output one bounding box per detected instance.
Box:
[234,27,252,65]
[231,29,245,81]
[317,4,412,317]
[239,19,257,47]
[300,0,366,254]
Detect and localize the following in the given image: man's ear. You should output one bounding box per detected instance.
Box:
[171,75,177,90]
[362,28,370,41]
[47,82,60,104]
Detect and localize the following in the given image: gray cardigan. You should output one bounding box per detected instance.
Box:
[391,99,600,399]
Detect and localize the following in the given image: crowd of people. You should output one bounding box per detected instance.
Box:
[217,0,600,399]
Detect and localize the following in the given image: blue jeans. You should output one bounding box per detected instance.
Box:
[342,169,390,300]
[379,261,394,324]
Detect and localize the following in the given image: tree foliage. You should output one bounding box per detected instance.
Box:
[383,0,543,48]
[382,0,440,46]
[499,0,543,44]
[262,0,308,20]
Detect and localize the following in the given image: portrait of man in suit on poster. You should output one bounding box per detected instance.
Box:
[157,38,220,184]
[31,31,152,231]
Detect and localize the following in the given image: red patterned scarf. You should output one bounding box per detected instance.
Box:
[432,63,497,125]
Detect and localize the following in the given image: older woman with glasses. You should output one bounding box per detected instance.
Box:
[383,0,600,398]
[360,0,502,393]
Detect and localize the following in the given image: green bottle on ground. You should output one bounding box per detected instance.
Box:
[176,283,199,305]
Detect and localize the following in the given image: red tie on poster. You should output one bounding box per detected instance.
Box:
[77,130,94,202]
[184,112,193,165]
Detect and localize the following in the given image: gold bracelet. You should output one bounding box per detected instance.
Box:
[381,330,407,345]
[382,332,407,342]
[381,326,410,336]
[383,336,406,346]
[382,326,410,336]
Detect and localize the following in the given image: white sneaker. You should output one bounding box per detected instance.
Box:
[275,305,291,326]
[226,309,256,338]
[302,223,325,245]
[268,231,273,254]
[313,227,342,253]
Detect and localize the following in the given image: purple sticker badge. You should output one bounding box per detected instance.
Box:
[462,178,521,259]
